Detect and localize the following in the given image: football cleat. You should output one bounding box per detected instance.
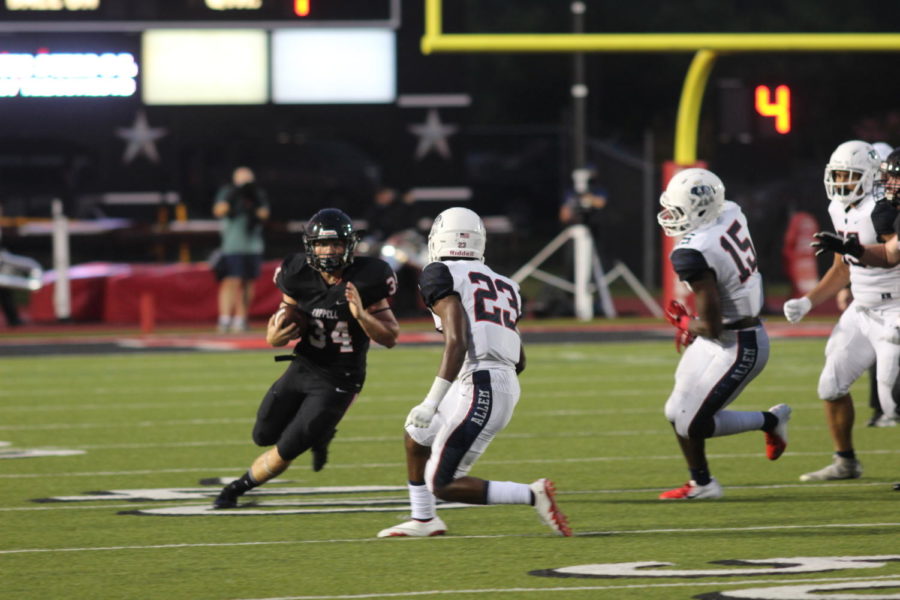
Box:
[659,478,724,500]
[530,478,572,537]
[311,443,328,472]
[765,403,791,460]
[376,516,447,538]
[311,429,336,472]
[799,455,863,481]
[872,414,898,428]
[212,482,244,509]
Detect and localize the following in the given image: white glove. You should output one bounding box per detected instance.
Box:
[404,377,452,429]
[405,403,438,428]
[783,297,812,323]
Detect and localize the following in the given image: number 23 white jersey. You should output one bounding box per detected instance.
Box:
[670,200,764,322]
[419,260,522,373]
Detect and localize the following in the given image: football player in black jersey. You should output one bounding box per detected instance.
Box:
[214,208,400,509]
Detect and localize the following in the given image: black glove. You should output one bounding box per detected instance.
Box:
[811,231,863,258]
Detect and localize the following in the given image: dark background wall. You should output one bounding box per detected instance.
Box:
[2,0,900,285]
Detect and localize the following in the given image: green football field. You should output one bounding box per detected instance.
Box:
[1,338,898,600]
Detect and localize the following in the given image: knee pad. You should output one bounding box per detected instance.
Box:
[664,396,700,438]
[817,372,848,402]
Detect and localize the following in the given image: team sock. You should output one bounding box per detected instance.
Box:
[712,410,765,436]
[761,411,778,432]
[408,480,436,521]
[690,468,712,486]
[231,471,259,493]
[485,480,532,505]
[836,450,856,461]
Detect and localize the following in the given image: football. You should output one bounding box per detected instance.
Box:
[274,304,309,339]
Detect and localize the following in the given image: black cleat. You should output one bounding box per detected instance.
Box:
[311,443,328,472]
[213,482,244,509]
[311,428,336,472]
[893,483,900,491]
[866,410,885,427]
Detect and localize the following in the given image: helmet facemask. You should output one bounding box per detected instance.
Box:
[874,149,900,205]
[657,169,725,237]
[303,209,358,273]
[823,141,879,205]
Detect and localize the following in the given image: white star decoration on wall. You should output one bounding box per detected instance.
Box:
[116,110,168,164]
[407,108,459,161]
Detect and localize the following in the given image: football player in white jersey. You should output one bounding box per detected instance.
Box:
[657,168,790,500]
[784,140,900,481]
[377,207,572,537]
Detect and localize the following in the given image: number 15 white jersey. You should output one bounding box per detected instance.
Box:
[419,259,523,374]
[670,200,764,323]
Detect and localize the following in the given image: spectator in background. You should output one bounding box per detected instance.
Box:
[556,166,609,317]
[559,165,608,229]
[213,166,270,333]
[364,186,414,243]
[363,186,425,317]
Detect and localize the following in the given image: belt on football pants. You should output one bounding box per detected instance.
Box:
[724,316,761,330]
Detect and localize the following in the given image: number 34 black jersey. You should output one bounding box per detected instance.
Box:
[419,259,522,374]
[275,254,397,387]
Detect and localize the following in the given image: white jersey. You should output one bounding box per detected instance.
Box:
[828,196,900,305]
[670,200,764,323]
[418,259,522,374]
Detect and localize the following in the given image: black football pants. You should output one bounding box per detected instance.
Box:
[253,361,357,461]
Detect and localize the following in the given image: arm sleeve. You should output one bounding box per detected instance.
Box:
[419,262,458,307]
[670,248,711,283]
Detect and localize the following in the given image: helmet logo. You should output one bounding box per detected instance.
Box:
[691,185,717,206]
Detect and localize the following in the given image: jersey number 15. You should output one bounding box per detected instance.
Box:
[720,221,758,283]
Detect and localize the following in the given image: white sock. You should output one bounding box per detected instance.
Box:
[218,315,231,328]
[712,410,765,437]
[485,480,532,505]
[408,481,436,521]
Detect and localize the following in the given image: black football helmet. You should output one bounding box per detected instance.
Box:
[875,148,900,204]
[303,208,358,273]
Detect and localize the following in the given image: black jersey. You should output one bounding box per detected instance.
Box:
[871,199,899,239]
[275,254,397,388]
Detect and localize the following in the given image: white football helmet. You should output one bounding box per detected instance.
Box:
[427,207,486,263]
[657,168,725,237]
[823,140,879,205]
[873,142,894,160]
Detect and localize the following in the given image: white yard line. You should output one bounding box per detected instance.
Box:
[233,576,900,600]
[1,523,899,555]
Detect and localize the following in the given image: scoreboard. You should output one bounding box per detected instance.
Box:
[0,0,398,30]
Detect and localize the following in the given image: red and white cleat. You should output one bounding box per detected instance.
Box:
[659,478,723,500]
[765,403,792,461]
[530,478,573,537]
[376,516,447,538]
